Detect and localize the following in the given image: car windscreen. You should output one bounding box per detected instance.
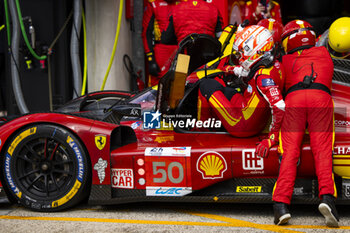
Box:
[129,88,157,113]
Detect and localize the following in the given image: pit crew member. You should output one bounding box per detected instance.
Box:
[161,0,223,45]
[142,0,178,86]
[272,20,339,227]
[243,0,282,25]
[316,17,350,59]
[198,25,285,159]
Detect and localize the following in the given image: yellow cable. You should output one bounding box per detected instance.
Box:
[81,7,88,96]
[100,0,123,90]
[0,25,4,31]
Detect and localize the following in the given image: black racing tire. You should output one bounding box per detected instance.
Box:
[2,124,90,211]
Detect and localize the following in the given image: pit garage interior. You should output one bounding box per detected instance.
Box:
[1,1,350,231]
[0,0,349,116]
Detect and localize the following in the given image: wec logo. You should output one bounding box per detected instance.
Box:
[155,187,182,195]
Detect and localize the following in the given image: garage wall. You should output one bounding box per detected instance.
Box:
[85,0,132,92]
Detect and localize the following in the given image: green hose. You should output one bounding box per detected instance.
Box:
[4,0,11,46]
[15,0,46,60]
[100,0,123,90]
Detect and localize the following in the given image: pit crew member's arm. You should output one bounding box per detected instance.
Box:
[255,74,285,158]
[142,2,155,55]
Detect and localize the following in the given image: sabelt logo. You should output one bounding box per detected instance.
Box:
[196,151,227,179]
[236,186,262,193]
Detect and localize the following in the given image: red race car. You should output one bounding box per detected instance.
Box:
[0,33,350,212]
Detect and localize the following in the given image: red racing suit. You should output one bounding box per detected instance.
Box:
[243,0,282,25]
[272,46,337,205]
[142,0,178,86]
[198,60,285,138]
[161,0,223,45]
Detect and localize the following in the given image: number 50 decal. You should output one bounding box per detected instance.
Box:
[153,162,184,184]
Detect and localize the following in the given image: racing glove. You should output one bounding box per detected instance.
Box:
[256,137,278,158]
[147,53,160,77]
[224,65,249,77]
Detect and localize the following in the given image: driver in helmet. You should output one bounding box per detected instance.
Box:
[316,17,350,59]
[257,18,284,60]
[198,25,285,158]
[272,20,339,227]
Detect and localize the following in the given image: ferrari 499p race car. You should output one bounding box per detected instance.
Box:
[1,28,350,212]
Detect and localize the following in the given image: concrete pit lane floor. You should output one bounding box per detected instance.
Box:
[0,200,350,233]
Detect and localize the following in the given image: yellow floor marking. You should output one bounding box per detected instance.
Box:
[0,215,251,227]
[0,213,348,232]
[183,211,303,233]
[184,211,350,231]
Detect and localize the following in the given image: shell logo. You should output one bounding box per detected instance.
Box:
[196,151,227,179]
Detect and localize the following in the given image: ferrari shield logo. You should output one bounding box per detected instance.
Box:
[95,135,106,150]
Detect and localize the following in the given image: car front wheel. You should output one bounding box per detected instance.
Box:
[2,124,90,211]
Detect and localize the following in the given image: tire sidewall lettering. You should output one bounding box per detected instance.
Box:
[66,136,85,182]
[4,127,37,199]
[4,153,21,198]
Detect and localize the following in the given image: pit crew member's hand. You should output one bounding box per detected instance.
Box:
[256,138,277,158]
[255,3,266,16]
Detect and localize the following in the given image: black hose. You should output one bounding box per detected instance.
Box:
[123,54,139,92]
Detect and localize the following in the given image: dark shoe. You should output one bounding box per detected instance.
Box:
[318,194,339,228]
[273,202,291,225]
